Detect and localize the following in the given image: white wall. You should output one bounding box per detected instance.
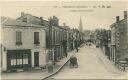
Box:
[111,27,116,45]
[2,27,46,49]
[1,26,46,71]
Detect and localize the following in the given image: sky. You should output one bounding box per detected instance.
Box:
[0,1,128,30]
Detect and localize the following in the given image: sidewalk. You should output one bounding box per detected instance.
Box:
[1,50,77,80]
[43,50,77,80]
[96,47,127,79]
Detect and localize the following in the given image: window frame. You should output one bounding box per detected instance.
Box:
[34,32,40,44]
[16,31,22,45]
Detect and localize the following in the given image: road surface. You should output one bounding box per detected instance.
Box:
[50,44,127,79]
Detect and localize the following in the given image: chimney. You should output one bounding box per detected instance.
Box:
[40,17,44,25]
[124,11,127,19]
[21,12,25,17]
[63,23,66,26]
[116,16,120,22]
[40,17,43,21]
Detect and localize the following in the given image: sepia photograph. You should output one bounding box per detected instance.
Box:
[0,0,128,80]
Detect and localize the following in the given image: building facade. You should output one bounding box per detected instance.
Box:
[79,17,83,32]
[110,11,128,64]
[110,23,116,63]
[1,17,46,71]
[1,12,85,72]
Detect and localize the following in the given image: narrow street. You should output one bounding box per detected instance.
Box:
[50,44,127,79]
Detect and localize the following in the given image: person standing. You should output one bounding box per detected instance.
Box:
[47,60,53,73]
[74,39,78,52]
[62,40,68,57]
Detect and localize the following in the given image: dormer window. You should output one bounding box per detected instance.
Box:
[22,17,27,22]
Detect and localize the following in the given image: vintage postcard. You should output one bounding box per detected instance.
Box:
[0,0,128,80]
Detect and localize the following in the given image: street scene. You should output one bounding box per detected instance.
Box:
[0,1,128,80]
[50,44,127,79]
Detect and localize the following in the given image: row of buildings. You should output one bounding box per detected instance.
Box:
[1,12,84,72]
[94,11,128,65]
[110,11,128,64]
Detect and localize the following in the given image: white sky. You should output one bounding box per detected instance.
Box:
[0,1,128,30]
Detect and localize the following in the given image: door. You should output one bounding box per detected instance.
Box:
[34,52,39,67]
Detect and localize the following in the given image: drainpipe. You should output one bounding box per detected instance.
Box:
[115,45,117,65]
[1,44,2,70]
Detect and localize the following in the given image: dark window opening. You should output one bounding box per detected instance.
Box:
[16,31,22,45]
[34,32,40,44]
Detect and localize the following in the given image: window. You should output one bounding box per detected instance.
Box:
[10,53,29,66]
[11,54,16,66]
[22,17,27,22]
[17,53,22,66]
[34,32,40,44]
[23,53,28,64]
[16,31,22,45]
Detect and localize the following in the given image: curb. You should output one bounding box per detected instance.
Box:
[42,51,76,80]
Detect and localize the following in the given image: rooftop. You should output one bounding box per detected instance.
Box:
[1,16,45,28]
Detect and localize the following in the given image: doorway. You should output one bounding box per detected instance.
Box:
[34,52,39,67]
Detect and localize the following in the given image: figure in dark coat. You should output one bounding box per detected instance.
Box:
[62,40,67,57]
[74,39,78,52]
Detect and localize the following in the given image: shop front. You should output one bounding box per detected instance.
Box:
[7,49,31,70]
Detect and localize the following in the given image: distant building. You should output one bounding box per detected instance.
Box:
[94,29,101,47]
[110,11,128,63]
[1,17,46,72]
[110,23,116,63]
[83,30,91,41]
[89,31,95,43]
[107,30,111,59]
[78,17,83,32]
[94,29,111,58]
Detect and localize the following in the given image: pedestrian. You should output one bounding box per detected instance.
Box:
[71,41,73,50]
[62,40,68,57]
[74,39,78,52]
[69,56,74,68]
[73,56,78,68]
[47,60,53,73]
[89,43,91,46]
